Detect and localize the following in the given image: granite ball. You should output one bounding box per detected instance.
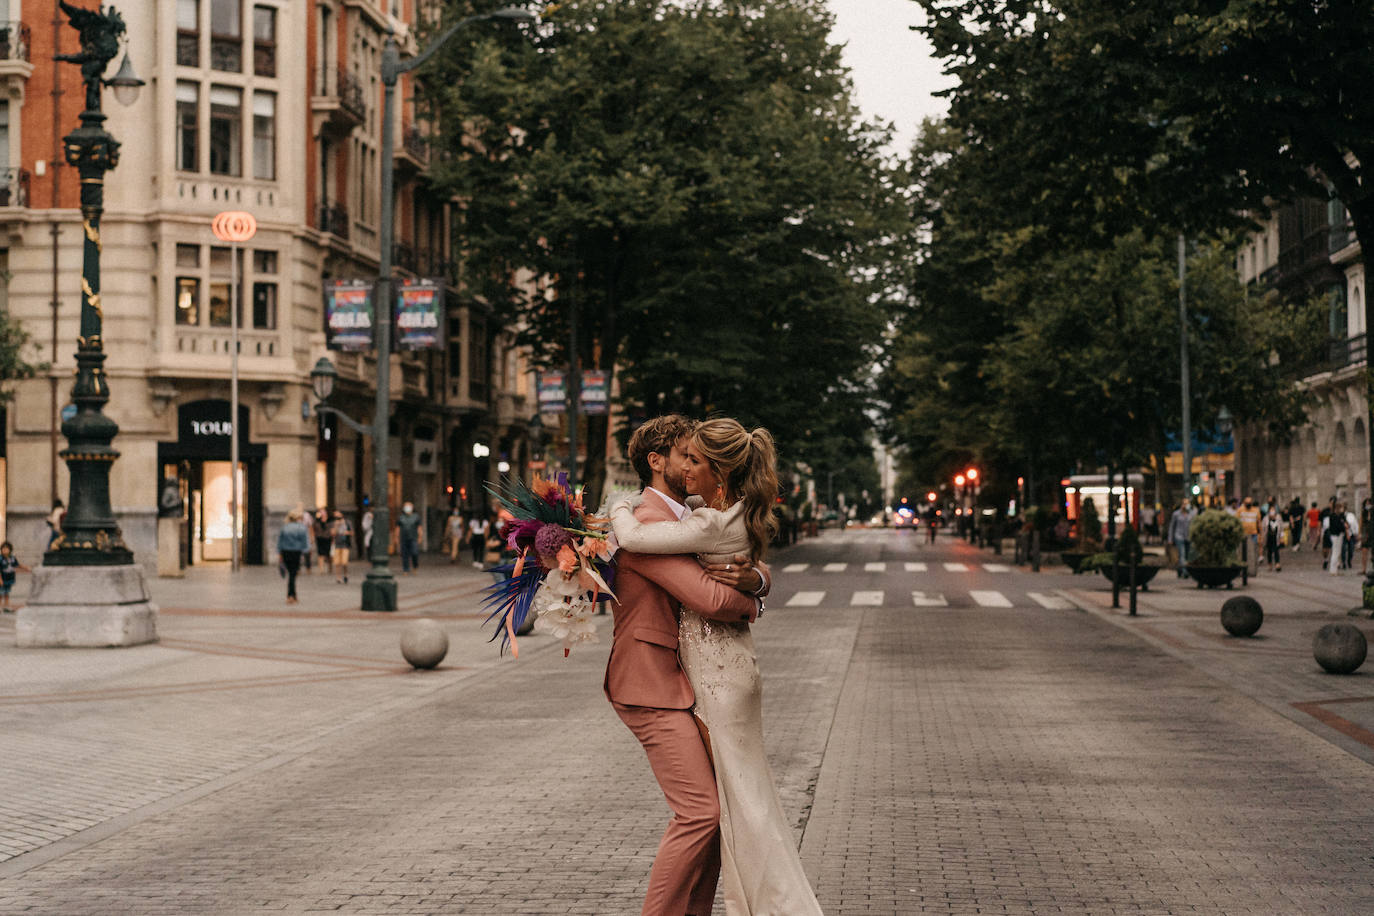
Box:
[1313,623,1367,675]
[1220,596,1263,637]
[400,619,450,669]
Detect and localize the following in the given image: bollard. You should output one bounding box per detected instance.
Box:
[400,618,450,669]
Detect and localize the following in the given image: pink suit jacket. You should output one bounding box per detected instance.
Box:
[604,490,760,709]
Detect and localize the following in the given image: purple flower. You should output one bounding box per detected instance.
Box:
[534,523,573,558]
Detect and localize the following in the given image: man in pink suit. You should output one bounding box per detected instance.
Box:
[608,415,769,916]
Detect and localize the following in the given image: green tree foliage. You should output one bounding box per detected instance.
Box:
[423,0,909,495]
[913,0,1374,250]
[0,303,42,401]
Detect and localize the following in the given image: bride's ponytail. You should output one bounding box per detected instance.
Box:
[693,419,781,561]
[733,428,779,561]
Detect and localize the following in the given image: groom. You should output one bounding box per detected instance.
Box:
[608,414,769,916]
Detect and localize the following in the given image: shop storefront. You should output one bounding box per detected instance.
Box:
[158,399,266,566]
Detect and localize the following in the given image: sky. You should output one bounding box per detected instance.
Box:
[825,0,953,157]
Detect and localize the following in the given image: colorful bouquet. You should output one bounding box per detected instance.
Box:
[481,472,614,658]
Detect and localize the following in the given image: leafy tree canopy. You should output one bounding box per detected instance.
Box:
[422,0,910,495]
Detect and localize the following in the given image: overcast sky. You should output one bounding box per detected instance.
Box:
[826,0,952,157]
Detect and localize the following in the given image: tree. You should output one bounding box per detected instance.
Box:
[881,120,1323,507]
[912,0,1374,531]
[0,303,42,402]
[424,0,909,496]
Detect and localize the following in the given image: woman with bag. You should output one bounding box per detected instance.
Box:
[331,510,353,583]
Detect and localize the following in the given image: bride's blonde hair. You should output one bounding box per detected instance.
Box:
[692,418,779,561]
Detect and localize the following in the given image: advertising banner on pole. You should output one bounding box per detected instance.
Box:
[538,370,566,413]
[324,279,375,351]
[394,279,445,351]
[580,369,609,415]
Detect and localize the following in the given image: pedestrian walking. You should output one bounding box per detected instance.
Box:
[1306,501,1321,551]
[1362,498,1374,576]
[1238,497,1260,573]
[1327,504,1348,575]
[277,509,311,604]
[446,508,466,564]
[396,501,424,574]
[1263,507,1283,572]
[1167,498,1196,578]
[467,512,490,568]
[313,508,333,576]
[0,541,30,611]
[331,510,353,583]
[1344,503,1359,571]
[361,502,374,556]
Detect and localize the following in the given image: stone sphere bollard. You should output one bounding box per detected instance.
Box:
[1220,596,1263,637]
[400,619,450,669]
[1313,623,1368,675]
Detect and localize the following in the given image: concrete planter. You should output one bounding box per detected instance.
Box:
[1188,565,1244,589]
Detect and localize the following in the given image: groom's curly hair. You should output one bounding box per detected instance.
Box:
[627,414,696,486]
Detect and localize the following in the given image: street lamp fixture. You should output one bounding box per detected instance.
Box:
[954,474,966,487]
[107,50,144,107]
[310,356,338,403]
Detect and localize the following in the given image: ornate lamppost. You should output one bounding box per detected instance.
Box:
[18,2,152,647]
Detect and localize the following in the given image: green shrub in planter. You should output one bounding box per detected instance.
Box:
[1363,584,1374,610]
[1190,509,1243,567]
[1115,523,1144,566]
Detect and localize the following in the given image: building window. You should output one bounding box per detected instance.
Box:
[177,0,200,67]
[252,282,277,329]
[252,91,275,180]
[176,82,199,171]
[175,245,202,325]
[208,246,242,327]
[252,249,277,329]
[253,6,276,77]
[469,318,488,401]
[210,0,242,72]
[208,85,241,176]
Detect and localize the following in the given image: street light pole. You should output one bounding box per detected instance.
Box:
[19,2,155,647]
[1179,233,1192,505]
[363,7,535,611]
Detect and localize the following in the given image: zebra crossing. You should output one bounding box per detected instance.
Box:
[782,588,1067,608]
[776,559,1076,610]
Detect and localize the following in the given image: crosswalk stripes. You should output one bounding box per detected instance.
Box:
[850,590,884,606]
[782,563,809,573]
[785,591,825,607]
[864,562,886,572]
[911,590,948,607]
[942,562,968,572]
[904,562,927,572]
[970,590,1013,608]
[1027,592,1074,610]
[983,563,1010,573]
[822,562,848,572]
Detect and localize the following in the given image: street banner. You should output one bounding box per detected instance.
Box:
[394,279,444,351]
[538,370,566,413]
[581,369,609,415]
[324,279,374,351]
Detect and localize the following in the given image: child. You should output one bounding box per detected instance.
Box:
[0,541,31,611]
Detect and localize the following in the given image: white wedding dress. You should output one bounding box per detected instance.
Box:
[612,499,824,916]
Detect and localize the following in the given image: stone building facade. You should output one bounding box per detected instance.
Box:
[1234,192,1368,509]
[1,0,533,569]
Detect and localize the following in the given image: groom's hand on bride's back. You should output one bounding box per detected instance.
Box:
[704,555,769,596]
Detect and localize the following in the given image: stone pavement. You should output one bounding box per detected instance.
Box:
[2,534,1374,914]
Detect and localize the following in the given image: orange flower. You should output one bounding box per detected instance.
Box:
[556,544,579,574]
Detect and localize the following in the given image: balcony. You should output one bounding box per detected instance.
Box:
[318,201,350,240]
[1299,333,1367,380]
[394,125,429,174]
[0,168,29,208]
[0,21,32,91]
[311,67,366,138]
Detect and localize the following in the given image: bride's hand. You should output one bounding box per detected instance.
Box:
[704,554,761,593]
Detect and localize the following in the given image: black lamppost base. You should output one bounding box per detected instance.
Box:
[361,573,398,612]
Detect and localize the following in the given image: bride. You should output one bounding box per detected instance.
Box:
[611,418,823,916]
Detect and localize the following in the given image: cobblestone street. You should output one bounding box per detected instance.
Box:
[2,530,1373,914]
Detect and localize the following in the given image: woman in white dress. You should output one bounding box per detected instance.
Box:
[612,418,823,916]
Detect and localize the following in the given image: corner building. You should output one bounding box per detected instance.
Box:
[2,0,533,569]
